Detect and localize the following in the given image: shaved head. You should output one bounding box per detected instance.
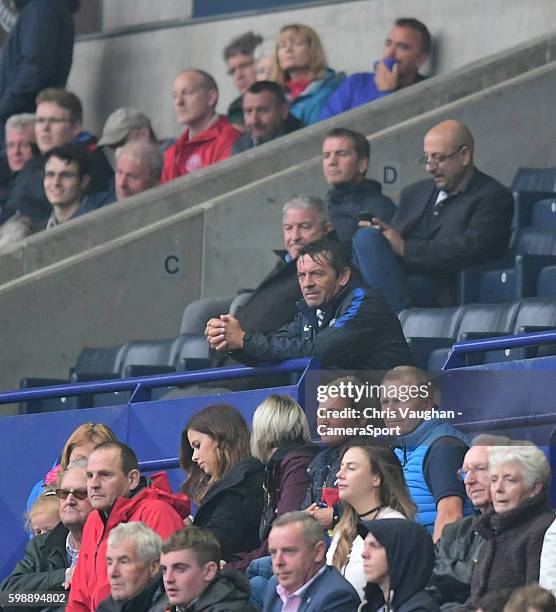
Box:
[425,120,474,153]
[423,119,475,192]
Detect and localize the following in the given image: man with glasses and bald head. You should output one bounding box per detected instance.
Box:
[352,119,513,311]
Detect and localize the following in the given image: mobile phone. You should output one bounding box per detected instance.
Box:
[358,211,374,223]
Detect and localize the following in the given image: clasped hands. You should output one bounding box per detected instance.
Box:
[205,314,246,352]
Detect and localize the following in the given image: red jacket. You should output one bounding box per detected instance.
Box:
[161,115,240,183]
[66,481,190,612]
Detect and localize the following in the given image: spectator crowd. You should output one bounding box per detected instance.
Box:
[1,377,555,611]
[0,3,555,612]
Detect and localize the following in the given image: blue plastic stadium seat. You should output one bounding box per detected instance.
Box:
[398,306,462,369]
[72,343,130,380]
[473,228,556,303]
[457,259,509,304]
[483,297,556,363]
[511,167,556,192]
[457,301,519,340]
[121,336,187,378]
[512,190,556,229]
[478,269,516,303]
[537,265,556,297]
[435,301,519,367]
[20,343,130,413]
[180,296,234,334]
[176,333,210,371]
[531,198,556,229]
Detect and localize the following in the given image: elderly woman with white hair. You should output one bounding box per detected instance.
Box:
[467,444,555,608]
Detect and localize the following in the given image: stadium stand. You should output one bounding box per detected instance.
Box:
[1,5,556,609]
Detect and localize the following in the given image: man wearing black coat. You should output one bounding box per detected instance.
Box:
[322,127,395,244]
[161,527,259,612]
[0,0,79,150]
[206,237,411,371]
[208,194,332,376]
[353,119,513,311]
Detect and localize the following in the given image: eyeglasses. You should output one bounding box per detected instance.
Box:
[419,145,464,169]
[44,171,80,181]
[55,488,88,500]
[35,117,71,127]
[457,465,488,481]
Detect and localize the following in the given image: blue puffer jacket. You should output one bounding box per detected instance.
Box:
[289,68,344,126]
[394,418,470,531]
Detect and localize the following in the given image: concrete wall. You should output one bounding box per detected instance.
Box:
[0,208,204,401]
[101,1,192,29]
[1,32,555,285]
[69,0,556,138]
[0,62,555,398]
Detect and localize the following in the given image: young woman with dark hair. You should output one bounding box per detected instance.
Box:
[180,403,264,562]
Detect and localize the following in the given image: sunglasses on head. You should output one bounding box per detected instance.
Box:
[55,488,88,501]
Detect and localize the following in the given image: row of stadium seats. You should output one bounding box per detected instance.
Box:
[457,178,556,304]
[20,333,210,413]
[400,297,556,369]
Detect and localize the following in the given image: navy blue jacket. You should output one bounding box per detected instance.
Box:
[232,274,411,370]
[326,178,396,243]
[0,0,74,122]
[263,565,360,612]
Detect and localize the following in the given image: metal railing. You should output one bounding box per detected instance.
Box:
[444,330,556,369]
[0,358,316,406]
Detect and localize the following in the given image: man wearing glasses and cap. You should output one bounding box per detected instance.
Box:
[352,119,513,312]
[0,460,92,601]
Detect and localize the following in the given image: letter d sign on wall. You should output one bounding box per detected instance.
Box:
[383,164,400,186]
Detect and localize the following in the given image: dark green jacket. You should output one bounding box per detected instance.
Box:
[0,521,69,612]
[426,514,484,608]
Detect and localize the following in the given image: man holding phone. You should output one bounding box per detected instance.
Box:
[353,119,513,312]
[322,127,395,246]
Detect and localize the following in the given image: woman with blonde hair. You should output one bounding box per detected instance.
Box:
[328,440,416,599]
[180,404,264,561]
[59,422,117,471]
[26,423,116,519]
[272,23,343,125]
[227,394,318,579]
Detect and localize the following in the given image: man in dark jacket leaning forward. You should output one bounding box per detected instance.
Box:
[205,237,411,371]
